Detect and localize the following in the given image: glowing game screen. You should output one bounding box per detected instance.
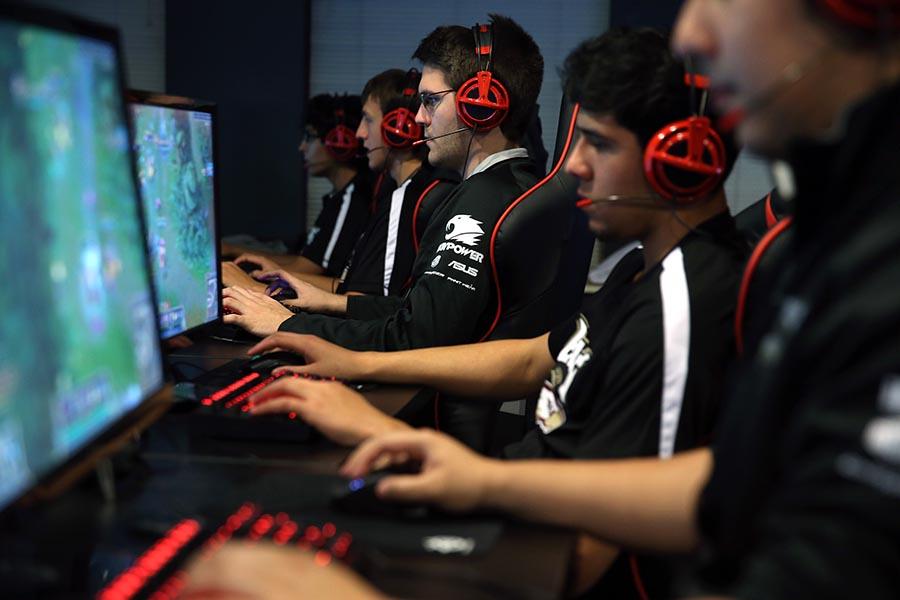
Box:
[0,11,165,511]
[129,99,219,339]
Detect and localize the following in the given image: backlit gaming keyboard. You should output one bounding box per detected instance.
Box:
[97,502,356,599]
[174,355,350,442]
[183,351,304,402]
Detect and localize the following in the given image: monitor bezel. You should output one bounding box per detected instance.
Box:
[126,89,225,341]
[0,3,169,514]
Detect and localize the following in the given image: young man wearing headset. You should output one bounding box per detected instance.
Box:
[220,14,579,451]
[197,29,746,598]
[222,93,373,289]
[185,1,900,597]
[253,68,459,312]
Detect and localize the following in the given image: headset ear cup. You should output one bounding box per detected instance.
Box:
[324,124,359,161]
[455,71,510,130]
[381,107,422,149]
[643,116,726,203]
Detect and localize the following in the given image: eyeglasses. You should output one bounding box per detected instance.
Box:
[418,89,455,114]
[301,129,319,143]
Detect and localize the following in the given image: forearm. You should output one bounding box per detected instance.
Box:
[359,335,553,400]
[282,254,325,274]
[481,448,712,553]
[292,272,339,293]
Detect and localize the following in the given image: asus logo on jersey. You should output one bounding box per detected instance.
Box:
[449,260,478,277]
[444,214,484,246]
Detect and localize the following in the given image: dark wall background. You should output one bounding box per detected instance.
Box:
[611,0,683,30]
[166,2,310,247]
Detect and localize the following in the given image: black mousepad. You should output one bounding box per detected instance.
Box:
[104,461,504,559]
[330,516,503,557]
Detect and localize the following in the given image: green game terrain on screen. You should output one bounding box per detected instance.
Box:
[131,104,217,337]
[0,22,161,505]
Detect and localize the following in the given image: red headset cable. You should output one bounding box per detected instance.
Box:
[735,216,794,355]
[629,554,651,600]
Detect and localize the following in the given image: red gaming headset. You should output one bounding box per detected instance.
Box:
[817,0,900,31]
[642,71,727,204]
[380,69,423,149]
[455,23,510,131]
[323,97,360,162]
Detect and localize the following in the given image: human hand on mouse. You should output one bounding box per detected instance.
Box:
[340,429,502,512]
[248,377,407,446]
[180,541,385,600]
[256,269,347,314]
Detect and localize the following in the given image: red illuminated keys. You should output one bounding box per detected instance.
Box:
[202,503,258,554]
[331,533,353,559]
[247,514,275,541]
[97,519,200,600]
[147,570,187,600]
[101,503,355,598]
[200,372,260,406]
[322,522,337,539]
[223,371,290,411]
[273,520,299,545]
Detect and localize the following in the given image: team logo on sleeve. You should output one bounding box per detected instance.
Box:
[444,215,484,246]
[536,315,593,434]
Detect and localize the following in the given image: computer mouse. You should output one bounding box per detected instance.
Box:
[237,260,262,274]
[246,350,304,373]
[331,467,428,519]
[258,274,298,301]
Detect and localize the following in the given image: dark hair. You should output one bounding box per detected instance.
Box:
[305,93,362,141]
[412,14,543,142]
[361,69,421,115]
[361,69,426,158]
[561,28,738,181]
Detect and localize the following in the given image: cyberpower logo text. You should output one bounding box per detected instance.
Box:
[436,242,485,264]
[444,214,484,246]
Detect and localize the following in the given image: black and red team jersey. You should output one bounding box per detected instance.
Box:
[300,171,372,277]
[338,163,458,298]
[505,211,746,600]
[698,81,900,600]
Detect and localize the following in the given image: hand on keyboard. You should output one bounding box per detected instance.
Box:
[180,540,383,600]
[248,332,367,381]
[249,377,404,446]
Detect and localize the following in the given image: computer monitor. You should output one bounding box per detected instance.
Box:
[0,6,166,512]
[127,92,222,339]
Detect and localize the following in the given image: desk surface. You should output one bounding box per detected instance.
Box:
[0,345,575,599]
